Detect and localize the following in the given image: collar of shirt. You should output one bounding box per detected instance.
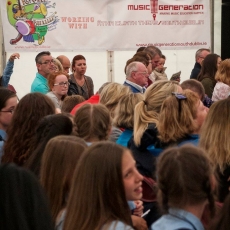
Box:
[36,72,48,83]
[168,208,204,230]
[125,80,146,93]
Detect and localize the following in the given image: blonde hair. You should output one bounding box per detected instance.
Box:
[99,83,130,118]
[113,93,143,129]
[199,98,230,173]
[215,59,230,86]
[133,80,179,146]
[158,90,199,143]
[53,58,64,72]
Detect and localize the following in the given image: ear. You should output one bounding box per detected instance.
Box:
[131,71,136,80]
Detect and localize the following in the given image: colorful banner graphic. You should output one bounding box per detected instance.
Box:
[1,0,210,51]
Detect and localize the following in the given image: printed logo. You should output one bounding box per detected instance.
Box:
[6,0,58,45]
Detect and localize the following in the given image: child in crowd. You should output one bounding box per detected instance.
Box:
[0,164,53,230]
[24,114,73,177]
[63,141,145,230]
[40,135,87,224]
[47,71,69,110]
[61,95,85,113]
[151,145,215,230]
[74,104,111,145]
[2,93,55,166]
[199,98,230,202]
[0,87,17,161]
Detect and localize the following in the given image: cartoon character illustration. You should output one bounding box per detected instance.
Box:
[6,0,58,45]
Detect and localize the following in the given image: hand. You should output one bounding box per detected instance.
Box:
[133,200,144,217]
[131,215,148,230]
[9,53,20,61]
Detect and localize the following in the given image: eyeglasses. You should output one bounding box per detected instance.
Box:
[39,59,54,65]
[53,81,70,87]
[172,93,187,120]
[133,71,149,76]
[0,109,15,114]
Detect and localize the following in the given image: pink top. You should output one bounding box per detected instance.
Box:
[212,82,230,102]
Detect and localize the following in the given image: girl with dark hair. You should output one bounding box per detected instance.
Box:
[2,93,55,166]
[68,55,94,99]
[198,53,221,98]
[0,163,54,230]
[151,145,215,230]
[24,114,73,176]
[63,141,143,230]
[40,135,87,224]
[74,104,111,144]
[0,87,17,161]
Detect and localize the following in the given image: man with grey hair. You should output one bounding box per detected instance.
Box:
[124,61,149,93]
[190,48,210,80]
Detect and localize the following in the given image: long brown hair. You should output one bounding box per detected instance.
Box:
[157,145,215,217]
[199,98,230,173]
[63,142,132,230]
[40,135,87,221]
[2,93,55,165]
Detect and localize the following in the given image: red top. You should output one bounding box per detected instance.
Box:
[70,94,100,115]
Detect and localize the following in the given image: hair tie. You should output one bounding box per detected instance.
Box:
[143,100,147,105]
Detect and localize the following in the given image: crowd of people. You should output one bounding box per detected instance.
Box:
[0,45,230,230]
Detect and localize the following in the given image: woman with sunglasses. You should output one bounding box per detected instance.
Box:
[47,71,69,111]
[0,87,17,162]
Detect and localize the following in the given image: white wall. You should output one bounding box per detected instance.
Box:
[4,0,221,100]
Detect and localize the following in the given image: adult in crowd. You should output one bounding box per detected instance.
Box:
[31,51,55,94]
[56,55,71,74]
[144,46,162,70]
[0,88,17,161]
[181,79,213,108]
[2,93,55,166]
[124,62,149,93]
[151,145,215,230]
[212,59,230,102]
[68,55,94,99]
[62,142,145,230]
[113,92,143,147]
[197,53,221,98]
[1,53,20,87]
[199,98,230,202]
[46,71,69,110]
[74,104,111,145]
[24,114,73,177]
[190,48,210,80]
[0,164,54,230]
[53,58,64,72]
[40,135,87,224]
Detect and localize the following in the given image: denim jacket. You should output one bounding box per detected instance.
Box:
[1,60,14,87]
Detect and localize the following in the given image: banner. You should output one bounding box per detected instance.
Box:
[1,0,210,51]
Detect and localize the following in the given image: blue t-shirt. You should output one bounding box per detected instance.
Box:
[31,73,49,94]
[151,208,204,230]
[0,130,7,163]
